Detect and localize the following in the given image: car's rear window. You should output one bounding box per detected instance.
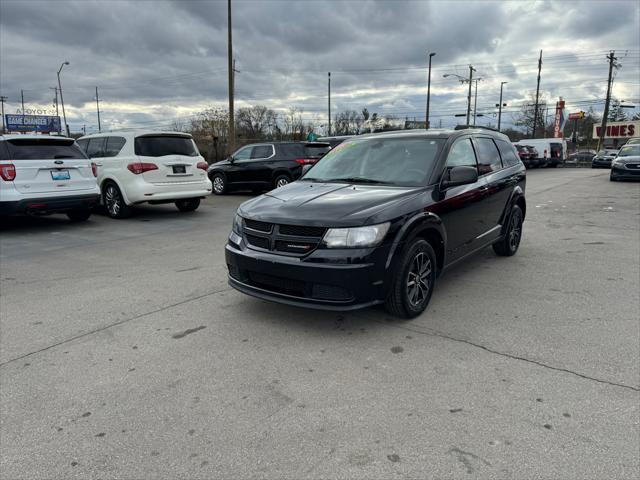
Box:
[304,143,331,158]
[3,139,87,160]
[134,135,198,157]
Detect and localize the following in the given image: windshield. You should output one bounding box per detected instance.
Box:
[302,137,444,186]
[4,139,87,160]
[617,144,640,156]
[134,135,198,157]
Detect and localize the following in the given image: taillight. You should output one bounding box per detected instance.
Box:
[127,162,158,175]
[295,158,316,165]
[196,161,208,170]
[0,164,16,181]
[91,162,98,177]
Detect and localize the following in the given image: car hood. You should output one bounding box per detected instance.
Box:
[238,181,426,227]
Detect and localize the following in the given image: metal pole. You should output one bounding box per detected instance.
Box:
[598,51,617,151]
[498,81,507,131]
[466,65,474,125]
[426,52,435,129]
[57,62,70,137]
[532,50,543,138]
[95,86,101,132]
[0,96,6,133]
[473,80,479,126]
[328,72,331,136]
[227,0,235,152]
[21,89,25,115]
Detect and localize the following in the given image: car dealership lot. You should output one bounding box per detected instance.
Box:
[1,169,638,479]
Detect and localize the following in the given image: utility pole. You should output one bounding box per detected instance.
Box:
[466,65,475,125]
[497,81,507,131]
[0,96,6,133]
[473,79,481,125]
[95,86,101,132]
[426,52,436,129]
[598,51,618,151]
[49,87,59,117]
[327,72,331,136]
[532,50,543,138]
[57,61,70,137]
[227,0,235,152]
[21,89,25,115]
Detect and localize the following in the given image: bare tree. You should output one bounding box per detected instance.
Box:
[236,105,278,140]
[513,94,549,137]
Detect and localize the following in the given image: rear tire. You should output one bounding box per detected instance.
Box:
[175,198,200,212]
[493,205,523,257]
[211,173,227,195]
[103,182,131,219]
[384,240,437,319]
[273,174,290,190]
[66,209,91,222]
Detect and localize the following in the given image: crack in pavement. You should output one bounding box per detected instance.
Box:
[0,286,232,367]
[371,319,640,393]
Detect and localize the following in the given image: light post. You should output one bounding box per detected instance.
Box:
[472,78,483,125]
[443,69,477,125]
[497,81,507,131]
[426,52,436,129]
[57,61,70,137]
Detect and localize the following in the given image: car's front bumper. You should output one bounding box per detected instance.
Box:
[225,232,391,311]
[0,193,100,216]
[611,164,640,179]
[592,158,613,168]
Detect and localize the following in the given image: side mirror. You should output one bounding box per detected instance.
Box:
[301,164,313,176]
[441,166,478,189]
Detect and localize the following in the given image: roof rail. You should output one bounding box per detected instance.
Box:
[454,125,500,132]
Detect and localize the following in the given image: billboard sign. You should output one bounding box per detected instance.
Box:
[593,121,638,139]
[568,111,585,121]
[553,99,566,138]
[5,114,61,133]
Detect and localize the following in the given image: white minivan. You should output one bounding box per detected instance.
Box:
[77,131,212,218]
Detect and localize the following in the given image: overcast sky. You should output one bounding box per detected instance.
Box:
[1,0,639,134]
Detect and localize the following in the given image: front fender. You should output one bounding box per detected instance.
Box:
[385,212,447,270]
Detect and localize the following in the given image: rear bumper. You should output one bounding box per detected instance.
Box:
[0,193,100,216]
[225,234,390,311]
[124,178,212,204]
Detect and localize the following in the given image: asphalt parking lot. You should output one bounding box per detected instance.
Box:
[1,168,639,479]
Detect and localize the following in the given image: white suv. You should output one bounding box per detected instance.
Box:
[0,134,100,221]
[77,131,212,218]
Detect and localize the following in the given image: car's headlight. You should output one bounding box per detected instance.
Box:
[232,213,243,234]
[322,222,390,248]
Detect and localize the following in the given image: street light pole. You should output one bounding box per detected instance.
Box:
[497,81,507,131]
[473,79,480,125]
[57,61,70,137]
[426,52,436,129]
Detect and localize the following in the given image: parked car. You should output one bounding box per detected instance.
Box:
[0,134,100,221]
[514,144,538,168]
[77,131,212,218]
[566,150,596,164]
[317,135,353,149]
[592,149,619,168]
[225,127,526,318]
[208,141,331,195]
[610,144,640,181]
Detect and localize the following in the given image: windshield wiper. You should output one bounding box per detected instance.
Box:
[319,177,393,185]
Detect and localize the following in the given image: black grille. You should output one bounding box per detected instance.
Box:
[274,240,319,254]
[245,234,270,250]
[311,284,352,301]
[626,164,640,169]
[278,224,326,237]
[244,219,272,232]
[248,272,306,296]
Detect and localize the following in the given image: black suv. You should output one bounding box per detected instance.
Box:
[208,141,330,194]
[225,128,526,318]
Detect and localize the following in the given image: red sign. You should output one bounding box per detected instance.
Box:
[594,123,637,138]
[568,111,585,120]
[554,100,566,138]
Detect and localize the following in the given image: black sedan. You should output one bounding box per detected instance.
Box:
[610,144,640,181]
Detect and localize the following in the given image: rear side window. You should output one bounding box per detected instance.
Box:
[104,136,126,157]
[4,139,87,160]
[77,138,89,153]
[277,144,305,159]
[250,145,273,159]
[87,137,106,158]
[135,135,198,157]
[496,139,520,167]
[475,137,503,174]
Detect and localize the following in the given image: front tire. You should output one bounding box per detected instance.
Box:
[66,209,91,222]
[385,240,437,319]
[493,205,523,257]
[175,198,200,212]
[211,173,227,195]
[103,182,131,219]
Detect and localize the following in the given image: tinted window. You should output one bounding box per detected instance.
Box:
[105,136,126,157]
[0,141,9,160]
[475,137,503,174]
[232,146,253,162]
[134,135,198,157]
[446,138,477,170]
[304,143,331,158]
[303,138,444,186]
[251,145,273,159]
[278,144,305,159]
[77,138,89,153]
[495,139,520,167]
[5,139,87,160]
[87,137,106,158]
